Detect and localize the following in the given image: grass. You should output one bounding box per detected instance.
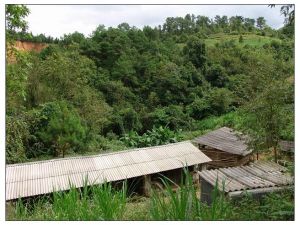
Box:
[7,168,294,221]
[204,33,282,48]
[149,169,233,220]
[177,33,283,49]
[9,181,128,221]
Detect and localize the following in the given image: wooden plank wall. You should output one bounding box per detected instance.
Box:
[200,147,251,168]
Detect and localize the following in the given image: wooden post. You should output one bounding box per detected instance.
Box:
[201,164,207,171]
[143,175,151,197]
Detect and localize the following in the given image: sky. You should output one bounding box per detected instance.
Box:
[25,5,286,38]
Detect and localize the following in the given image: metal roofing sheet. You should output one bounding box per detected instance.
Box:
[193,127,252,156]
[6,141,211,200]
[199,161,293,193]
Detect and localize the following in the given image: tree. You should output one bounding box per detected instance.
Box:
[61,32,85,45]
[269,4,294,25]
[269,4,295,37]
[36,101,88,157]
[5,4,30,39]
[7,51,33,111]
[244,18,255,31]
[229,16,244,32]
[183,36,206,70]
[205,63,228,87]
[256,17,266,29]
[241,80,293,161]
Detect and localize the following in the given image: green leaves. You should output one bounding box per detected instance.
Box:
[6,114,29,163]
[120,126,183,148]
[183,36,207,70]
[6,4,30,41]
[33,101,88,157]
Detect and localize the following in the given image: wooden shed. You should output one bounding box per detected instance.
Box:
[193,127,253,168]
[198,161,294,204]
[279,140,294,158]
[6,141,211,200]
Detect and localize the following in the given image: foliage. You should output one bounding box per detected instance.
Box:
[6,51,33,110]
[5,4,30,41]
[6,114,29,163]
[31,101,88,157]
[120,126,183,148]
[147,105,194,130]
[13,181,127,220]
[6,6,294,163]
[240,80,293,161]
[183,36,206,70]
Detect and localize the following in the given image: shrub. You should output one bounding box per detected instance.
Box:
[28,101,88,158]
[120,126,183,148]
[6,114,29,163]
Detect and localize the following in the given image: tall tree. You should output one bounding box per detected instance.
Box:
[183,36,206,71]
[241,80,293,162]
[256,17,266,29]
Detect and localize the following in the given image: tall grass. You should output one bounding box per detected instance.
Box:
[9,170,294,221]
[13,180,127,220]
[149,168,233,220]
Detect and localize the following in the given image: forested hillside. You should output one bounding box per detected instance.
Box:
[6,5,294,163]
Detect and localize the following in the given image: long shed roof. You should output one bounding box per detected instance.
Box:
[193,127,252,156]
[6,141,211,200]
[198,161,293,193]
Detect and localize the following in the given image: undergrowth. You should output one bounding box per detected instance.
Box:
[7,169,294,221]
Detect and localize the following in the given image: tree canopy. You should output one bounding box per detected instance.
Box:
[6,5,294,163]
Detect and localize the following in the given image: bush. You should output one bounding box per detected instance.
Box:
[186,98,211,120]
[147,105,193,130]
[120,126,183,148]
[28,101,88,158]
[6,114,29,163]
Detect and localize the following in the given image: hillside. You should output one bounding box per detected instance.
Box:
[14,40,48,52]
[6,4,295,221]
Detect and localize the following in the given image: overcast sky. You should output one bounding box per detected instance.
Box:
[25,5,285,38]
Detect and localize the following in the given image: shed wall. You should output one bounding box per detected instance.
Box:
[199,146,251,168]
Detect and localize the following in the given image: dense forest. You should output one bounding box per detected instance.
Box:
[6,5,294,164]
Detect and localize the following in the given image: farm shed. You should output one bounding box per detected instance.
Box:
[6,141,211,201]
[193,127,253,168]
[198,161,294,204]
[279,140,294,158]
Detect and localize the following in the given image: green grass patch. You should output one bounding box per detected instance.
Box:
[205,34,282,48]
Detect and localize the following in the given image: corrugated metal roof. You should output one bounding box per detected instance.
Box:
[193,127,252,156]
[198,161,293,193]
[6,141,211,200]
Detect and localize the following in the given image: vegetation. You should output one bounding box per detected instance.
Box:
[6,5,294,163]
[6,4,294,221]
[120,126,183,148]
[7,171,294,220]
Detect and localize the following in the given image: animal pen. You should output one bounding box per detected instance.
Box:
[6,141,211,201]
[193,127,253,168]
[198,161,294,204]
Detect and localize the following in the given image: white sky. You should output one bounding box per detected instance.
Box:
[25,5,285,38]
